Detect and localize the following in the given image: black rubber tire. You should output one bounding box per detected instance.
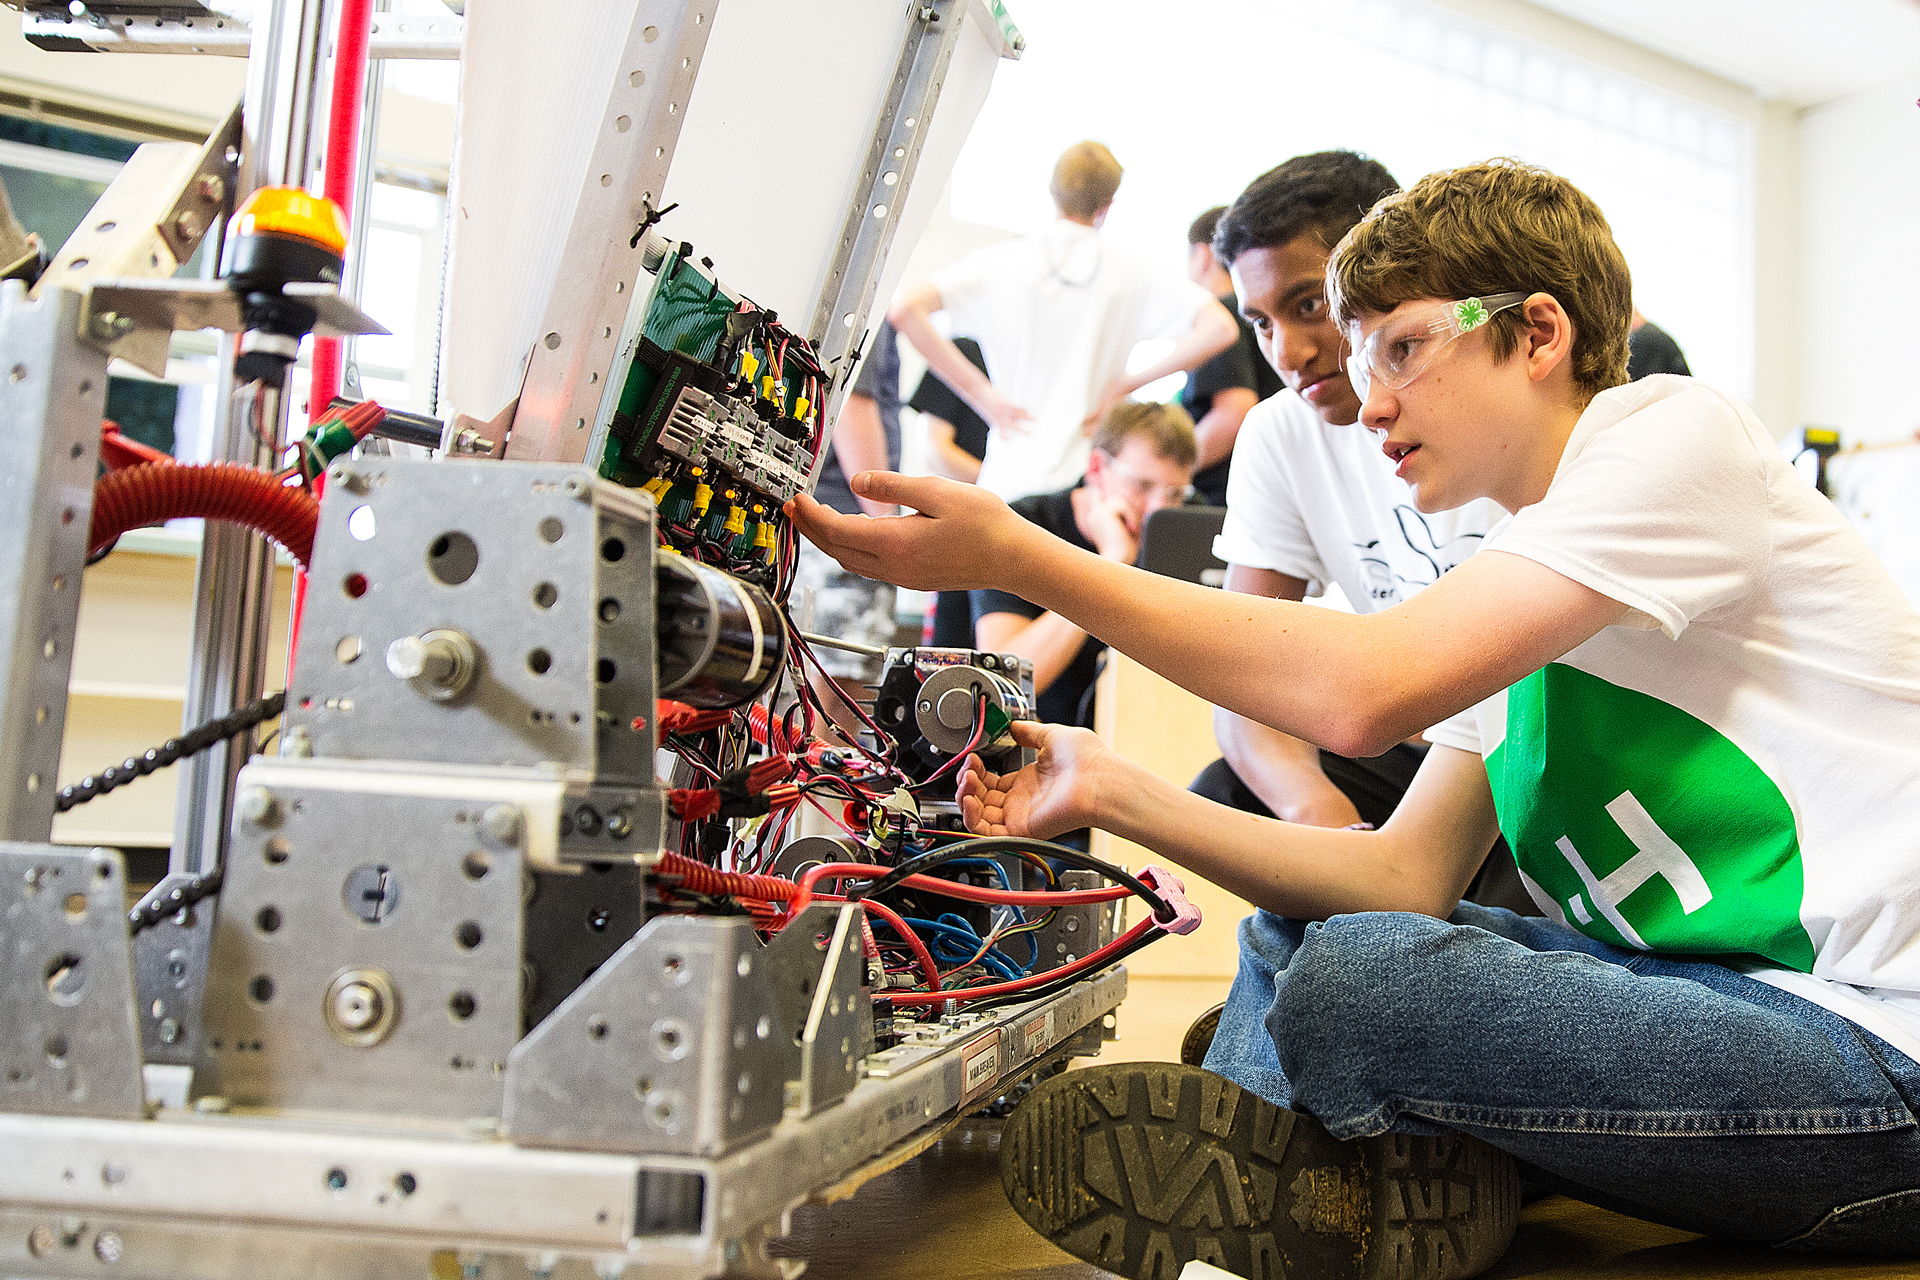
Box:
[999,1062,1520,1280]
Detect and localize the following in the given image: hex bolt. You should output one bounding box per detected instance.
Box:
[92,1232,123,1264]
[480,803,522,847]
[237,785,279,828]
[197,173,226,204]
[172,210,201,241]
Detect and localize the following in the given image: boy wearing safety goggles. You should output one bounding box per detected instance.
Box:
[790,158,1920,1279]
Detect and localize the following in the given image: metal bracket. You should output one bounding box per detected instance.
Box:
[0,844,145,1119]
[198,772,528,1119]
[503,0,719,463]
[22,8,465,57]
[0,283,109,843]
[805,0,971,403]
[81,279,387,377]
[504,912,794,1156]
[761,904,867,1119]
[130,873,216,1067]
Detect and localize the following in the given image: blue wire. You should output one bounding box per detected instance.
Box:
[873,914,1026,982]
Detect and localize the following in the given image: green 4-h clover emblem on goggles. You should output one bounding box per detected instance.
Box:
[1344,293,1529,401]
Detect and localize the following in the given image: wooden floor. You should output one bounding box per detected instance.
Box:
[777,977,1914,1280]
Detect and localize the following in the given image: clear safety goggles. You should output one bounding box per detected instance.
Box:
[1343,293,1528,401]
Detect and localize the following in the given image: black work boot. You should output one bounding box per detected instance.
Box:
[999,1061,1519,1280]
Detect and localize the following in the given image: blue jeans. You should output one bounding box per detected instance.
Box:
[1201,903,1920,1254]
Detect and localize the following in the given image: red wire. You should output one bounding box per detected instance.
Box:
[888,917,1157,1008]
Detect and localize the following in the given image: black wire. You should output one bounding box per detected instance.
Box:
[56,691,287,813]
[846,836,1175,924]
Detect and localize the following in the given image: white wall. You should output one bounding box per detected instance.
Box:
[1797,73,1920,446]
[1424,0,1800,432]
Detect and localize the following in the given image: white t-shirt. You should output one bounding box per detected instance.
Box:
[1425,376,1920,1060]
[1214,390,1504,610]
[930,221,1216,501]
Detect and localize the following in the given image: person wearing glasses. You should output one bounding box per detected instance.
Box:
[971,401,1196,730]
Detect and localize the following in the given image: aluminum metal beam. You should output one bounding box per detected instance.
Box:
[502,1,717,464]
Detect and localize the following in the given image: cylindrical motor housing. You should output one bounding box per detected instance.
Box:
[655,549,785,707]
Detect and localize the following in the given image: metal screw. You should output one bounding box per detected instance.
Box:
[561,475,590,499]
[100,1163,126,1186]
[480,804,522,847]
[92,1232,123,1264]
[237,786,279,827]
[26,1225,54,1257]
[196,173,226,204]
[282,725,314,758]
[23,865,45,894]
[605,810,632,839]
[157,1017,181,1045]
[527,1252,559,1280]
[172,210,201,241]
[88,311,134,341]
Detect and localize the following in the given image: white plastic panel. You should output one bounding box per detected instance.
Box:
[440,0,1013,426]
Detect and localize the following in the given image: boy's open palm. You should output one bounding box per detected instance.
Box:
[958,720,1105,840]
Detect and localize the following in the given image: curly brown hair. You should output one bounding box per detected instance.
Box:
[1327,159,1632,400]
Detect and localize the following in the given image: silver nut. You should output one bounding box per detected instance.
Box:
[237,785,279,827]
[197,173,226,204]
[172,210,201,241]
[479,804,522,847]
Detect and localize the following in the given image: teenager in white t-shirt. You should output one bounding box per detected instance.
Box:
[887,141,1236,501]
[793,160,1920,1278]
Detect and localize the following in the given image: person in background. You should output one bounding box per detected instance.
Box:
[906,337,996,648]
[888,140,1236,501]
[791,320,901,733]
[911,335,991,484]
[1627,307,1691,379]
[1181,205,1285,505]
[971,401,1196,730]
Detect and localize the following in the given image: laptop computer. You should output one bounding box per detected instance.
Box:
[1137,505,1229,587]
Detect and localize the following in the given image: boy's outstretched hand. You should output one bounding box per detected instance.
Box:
[785,472,1028,593]
[957,719,1108,840]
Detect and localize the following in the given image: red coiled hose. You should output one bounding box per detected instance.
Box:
[90,463,320,570]
[654,850,797,902]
